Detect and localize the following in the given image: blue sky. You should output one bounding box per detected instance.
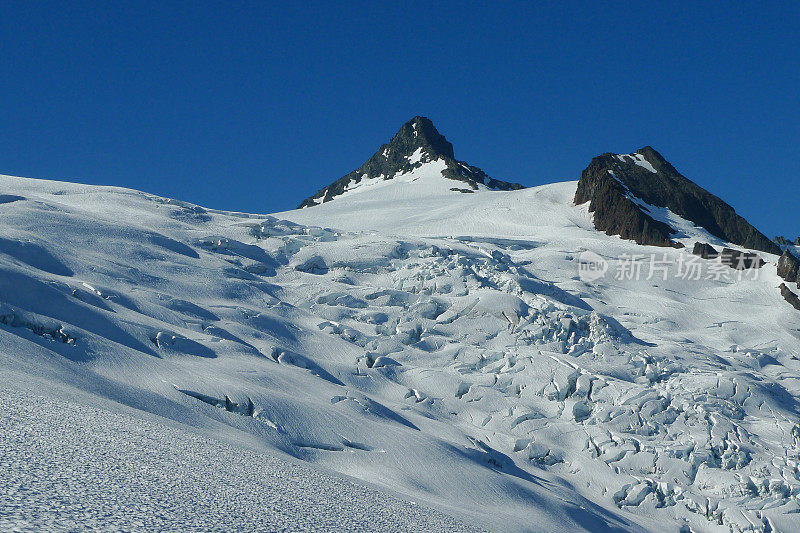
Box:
[1,2,798,236]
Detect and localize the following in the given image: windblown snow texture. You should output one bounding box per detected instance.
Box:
[0,382,481,532]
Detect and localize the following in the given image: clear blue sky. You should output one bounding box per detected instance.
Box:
[1,2,798,236]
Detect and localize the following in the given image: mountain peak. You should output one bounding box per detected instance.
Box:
[298,116,523,208]
[392,116,455,160]
[633,146,680,175]
[636,145,663,159]
[575,147,780,254]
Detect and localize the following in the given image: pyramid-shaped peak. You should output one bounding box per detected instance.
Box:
[389,116,455,160]
[297,116,523,208]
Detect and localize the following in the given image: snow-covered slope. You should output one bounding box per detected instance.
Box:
[2,166,800,532]
[1,376,480,532]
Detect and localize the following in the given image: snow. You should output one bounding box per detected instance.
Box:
[1,377,479,532]
[631,153,658,173]
[408,146,426,164]
[1,165,799,532]
[616,153,658,174]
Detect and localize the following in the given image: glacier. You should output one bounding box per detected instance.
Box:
[1,164,800,532]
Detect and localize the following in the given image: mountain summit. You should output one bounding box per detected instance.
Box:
[574,147,780,254]
[298,116,523,208]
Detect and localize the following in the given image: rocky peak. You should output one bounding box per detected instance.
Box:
[298,116,523,208]
[389,116,455,160]
[575,147,780,254]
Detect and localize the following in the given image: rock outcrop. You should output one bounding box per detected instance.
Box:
[719,248,764,270]
[692,242,719,259]
[780,283,800,310]
[692,242,764,269]
[299,116,523,208]
[574,153,677,247]
[575,147,780,254]
[777,249,800,284]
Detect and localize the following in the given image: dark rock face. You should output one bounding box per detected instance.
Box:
[575,147,781,255]
[692,242,764,269]
[719,248,765,270]
[780,283,800,310]
[574,153,677,247]
[693,242,719,259]
[777,249,800,283]
[299,116,523,208]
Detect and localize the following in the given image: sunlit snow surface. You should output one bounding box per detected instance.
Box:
[2,166,800,532]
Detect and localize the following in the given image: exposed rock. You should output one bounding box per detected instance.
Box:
[692,242,764,269]
[719,248,764,270]
[780,283,800,310]
[777,249,800,283]
[774,236,800,246]
[692,242,719,259]
[575,147,780,254]
[574,155,677,247]
[299,116,523,208]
